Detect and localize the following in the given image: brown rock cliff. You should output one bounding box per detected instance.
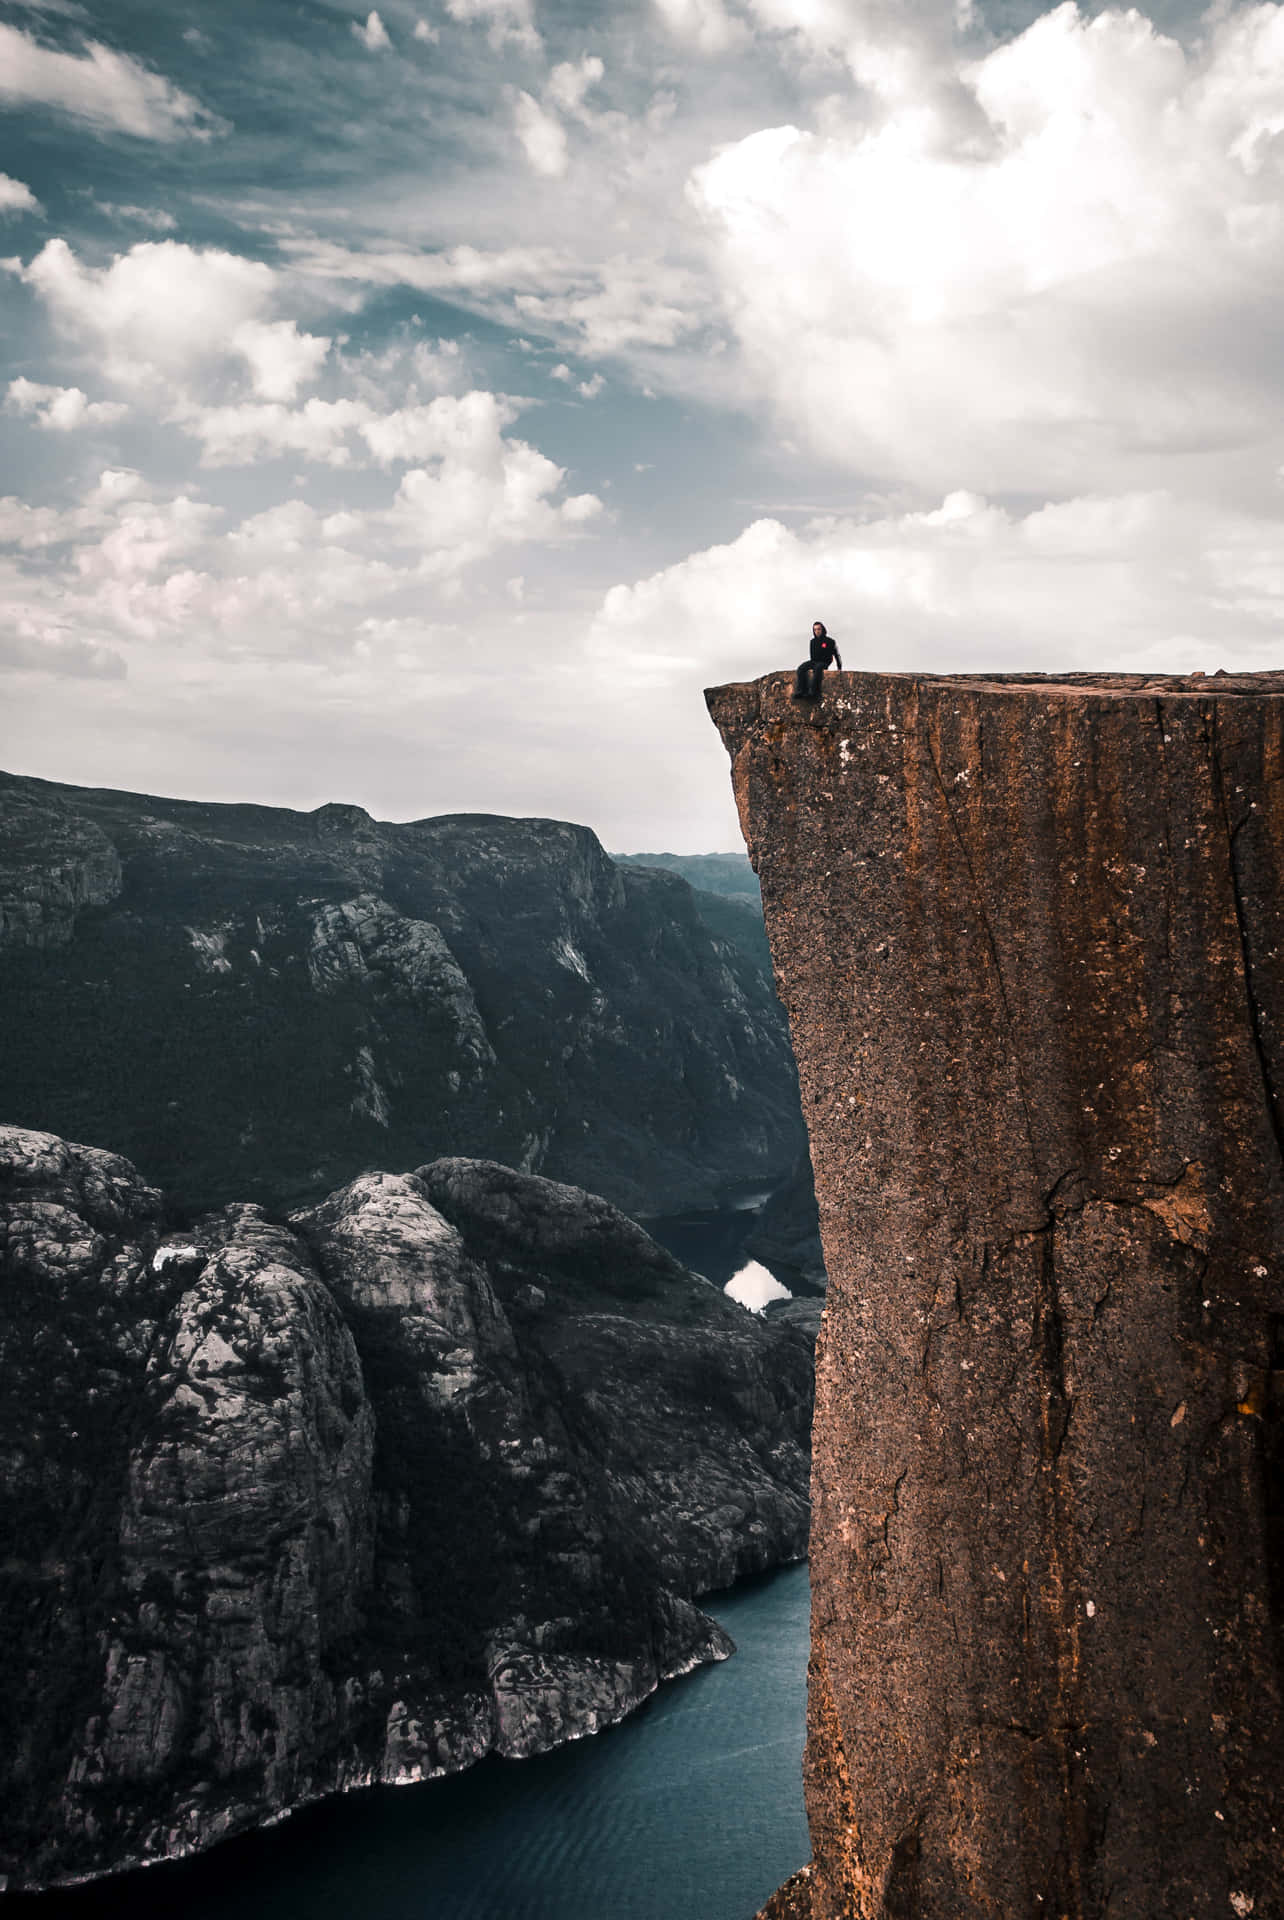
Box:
[708,670,1284,1920]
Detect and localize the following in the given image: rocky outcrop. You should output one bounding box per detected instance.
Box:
[709,670,1284,1920]
[0,1125,811,1890]
[0,784,121,950]
[0,774,801,1216]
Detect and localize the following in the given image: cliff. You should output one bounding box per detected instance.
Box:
[0,773,802,1216]
[0,1126,812,1890]
[707,669,1284,1920]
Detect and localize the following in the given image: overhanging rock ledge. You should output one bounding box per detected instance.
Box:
[707,669,1284,1920]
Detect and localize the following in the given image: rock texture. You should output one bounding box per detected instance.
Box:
[0,773,802,1215]
[709,670,1284,1920]
[0,1125,812,1890]
[0,782,121,950]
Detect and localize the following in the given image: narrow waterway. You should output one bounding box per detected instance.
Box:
[21,1564,811,1920]
[642,1187,774,1289]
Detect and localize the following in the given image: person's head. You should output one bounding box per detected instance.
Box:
[813,620,827,638]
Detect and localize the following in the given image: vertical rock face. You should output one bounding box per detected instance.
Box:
[0,772,802,1215]
[708,670,1284,1920]
[0,786,121,949]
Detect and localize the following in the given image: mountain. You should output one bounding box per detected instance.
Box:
[709,667,1284,1920]
[612,850,761,899]
[0,772,803,1218]
[0,1125,812,1891]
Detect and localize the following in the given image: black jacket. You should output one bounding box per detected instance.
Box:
[809,633,841,670]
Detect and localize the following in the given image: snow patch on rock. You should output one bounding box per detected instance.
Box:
[725,1260,791,1314]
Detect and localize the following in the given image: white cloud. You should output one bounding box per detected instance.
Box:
[20,238,273,383]
[232,318,331,401]
[84,494,221,587]
[739,0,978,108]
[413,17,439,40]
[385,390,603,570]
[0,174,40,215]
[513,255,712,353]
[547,54,604,116]
[283,235,567,300]
[359,388,518,463]
[0,23,220,140]
[88,468,145,506]
[0,624,126,679]
[353,9,392,50]
[14,0,1284,853]
[344,333,464,406]
[514,90,568,175]
[690,4,1284,496]
[282,234,712,363]
[94,200,177,230]
[6,376,126,429]
[0,368,605,689]
[0,499,75,550]
[181,398,372,467]
[0,476,392,659]
[510,56,608,180]
[443,0,539,50]
[653,0,747,55]
[16,239,331,404]
[590,488,1284,686]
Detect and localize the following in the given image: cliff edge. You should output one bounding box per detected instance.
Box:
[707,670,1284,1920]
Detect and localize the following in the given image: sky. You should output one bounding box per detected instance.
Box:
[2,0,1283,849]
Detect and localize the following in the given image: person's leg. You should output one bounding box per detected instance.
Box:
[795,661,819,698]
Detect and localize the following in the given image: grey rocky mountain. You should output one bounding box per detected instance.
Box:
[0,1126,812,1891]
[0,771,803,1218]
[612,850,761,899]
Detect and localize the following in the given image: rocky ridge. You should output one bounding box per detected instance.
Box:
[0,1125,812,1890]
[0,772,803,1217]
[710,669,1284,1920]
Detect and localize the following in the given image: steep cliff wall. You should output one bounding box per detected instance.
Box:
[0,773,802,1215]
[708,670,1284,1920]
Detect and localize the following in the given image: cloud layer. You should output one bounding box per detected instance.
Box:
[691,4,1284,495]
[0,21,220,140]
[3,0,1284,847]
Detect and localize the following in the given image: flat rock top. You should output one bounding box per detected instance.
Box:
[909,668,1284,697]
[709,667,1284,705]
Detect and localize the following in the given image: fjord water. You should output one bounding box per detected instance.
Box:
[643,1186,775,1288]
[23,1564,810,1920]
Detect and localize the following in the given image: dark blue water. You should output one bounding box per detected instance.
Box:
[643,1188,775,1289]
[21,1564,811,1920]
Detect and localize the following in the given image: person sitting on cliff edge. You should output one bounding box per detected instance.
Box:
[793,621,843,700]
